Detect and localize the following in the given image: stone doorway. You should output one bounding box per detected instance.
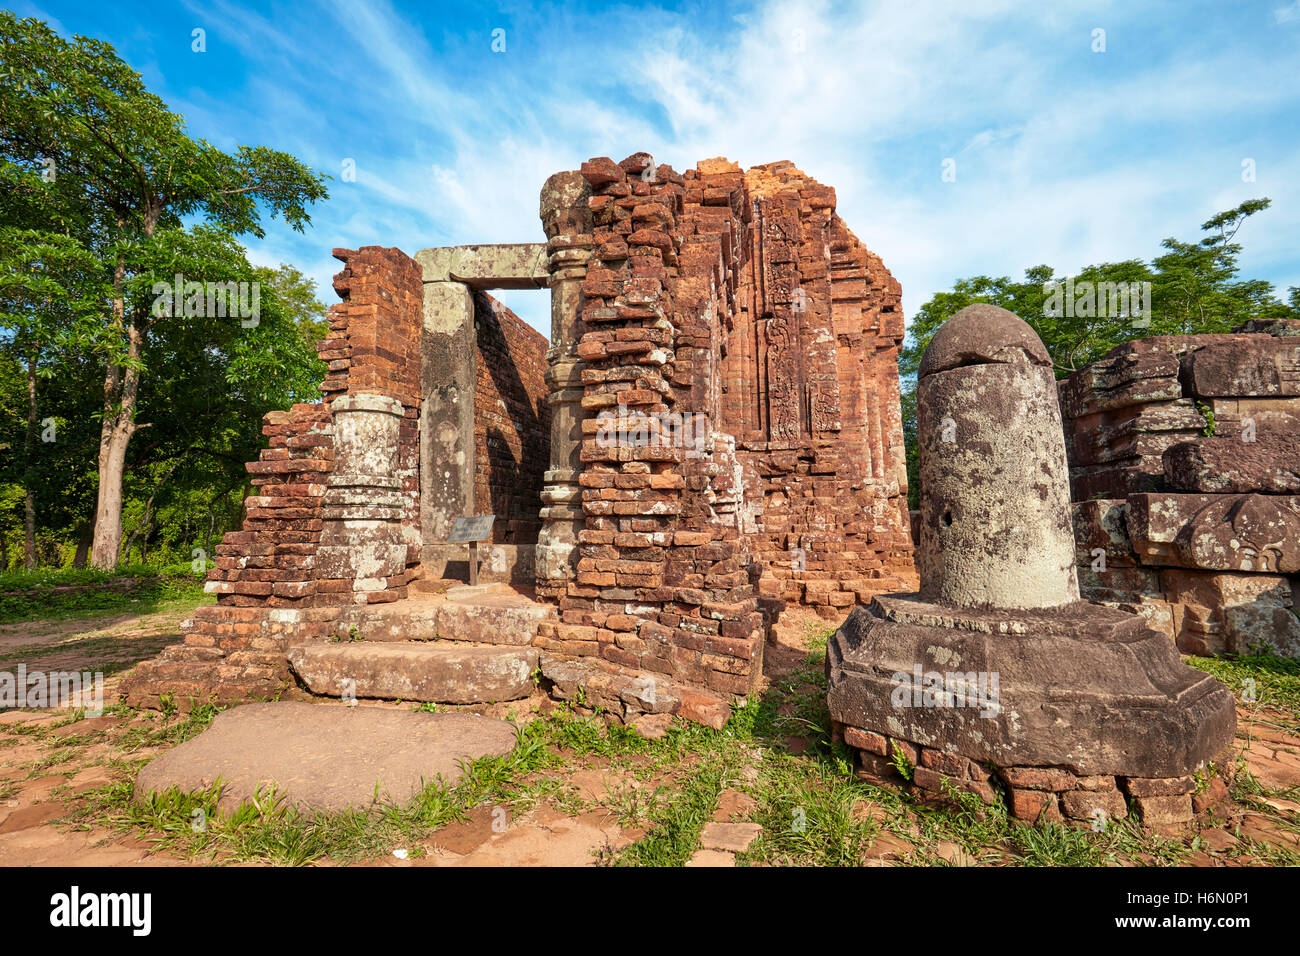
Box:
[415,244,553,586]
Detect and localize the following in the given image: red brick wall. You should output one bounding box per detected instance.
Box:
[534,154,917,723]
[122,246,424,707]
[472,292,551,544]
[726,163,917,618]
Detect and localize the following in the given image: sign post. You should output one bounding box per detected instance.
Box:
[448,516,496,586]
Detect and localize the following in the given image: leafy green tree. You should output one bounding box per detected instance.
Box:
[0,228,104,567]
[0,12,328,568]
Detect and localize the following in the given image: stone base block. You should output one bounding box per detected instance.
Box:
[827,594,1237,779]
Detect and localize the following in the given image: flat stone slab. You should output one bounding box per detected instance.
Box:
[700,822,763,852]
[415,243,548,289]
[337,590,552,645]
[685,849,735,868]
[1163,435,1300,494]
[288,642,539,704]
[134,702,518,812]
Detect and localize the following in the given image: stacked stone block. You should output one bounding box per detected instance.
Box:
[1063,320,1300,657]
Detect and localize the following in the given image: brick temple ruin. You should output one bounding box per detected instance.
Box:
[122,148,1297,777]
[124,154,917,727]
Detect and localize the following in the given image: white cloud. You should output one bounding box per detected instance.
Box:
[223,0,1298,339]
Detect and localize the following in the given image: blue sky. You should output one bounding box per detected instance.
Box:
[16,0,1300,337]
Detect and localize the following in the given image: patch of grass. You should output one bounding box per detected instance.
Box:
[26,746,82,776]
[613,756,725,867]
[1225,827,1300,866]
[116,702,225,753]
[906,781,1191,867]
[744,753,885,866]
[0,565,208,625]
[738,640,836,756]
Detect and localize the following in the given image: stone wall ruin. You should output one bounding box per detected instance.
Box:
[123,153,917,723]
[532,155,916,724]
[1062,319,1300,658]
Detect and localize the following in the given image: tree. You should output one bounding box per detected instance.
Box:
[0,227,105,567]
[0,13,328,568]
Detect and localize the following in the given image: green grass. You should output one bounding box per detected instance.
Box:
[613,759,725,866]
[744,752,884,866]
[115,702,226,753]
[25,625,1300,868]
[0,564,209,625]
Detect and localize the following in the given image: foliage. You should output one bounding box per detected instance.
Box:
[0,563,206,623]
[0,13,330,569]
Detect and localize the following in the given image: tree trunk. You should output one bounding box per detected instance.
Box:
[23,352,37,570]
[91,380,138,569]
[90,253,142,570]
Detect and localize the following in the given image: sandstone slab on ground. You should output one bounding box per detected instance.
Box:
[449,808,626,866]
[700,821,762,852]
[134,702,518,812]
[685,849,735,868]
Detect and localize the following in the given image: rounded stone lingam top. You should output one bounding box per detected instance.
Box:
[916,304,1080,610]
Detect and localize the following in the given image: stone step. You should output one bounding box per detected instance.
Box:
[339,593,553,646]
[287,641,539,704]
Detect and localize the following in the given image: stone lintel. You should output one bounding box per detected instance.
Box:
[415,243,548,289]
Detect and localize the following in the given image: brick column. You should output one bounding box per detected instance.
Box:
[536,171,594,596]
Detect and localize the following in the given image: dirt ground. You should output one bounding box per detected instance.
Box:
[1,601,1298,867]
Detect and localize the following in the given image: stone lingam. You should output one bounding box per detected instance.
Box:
[827,304,1238,827]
